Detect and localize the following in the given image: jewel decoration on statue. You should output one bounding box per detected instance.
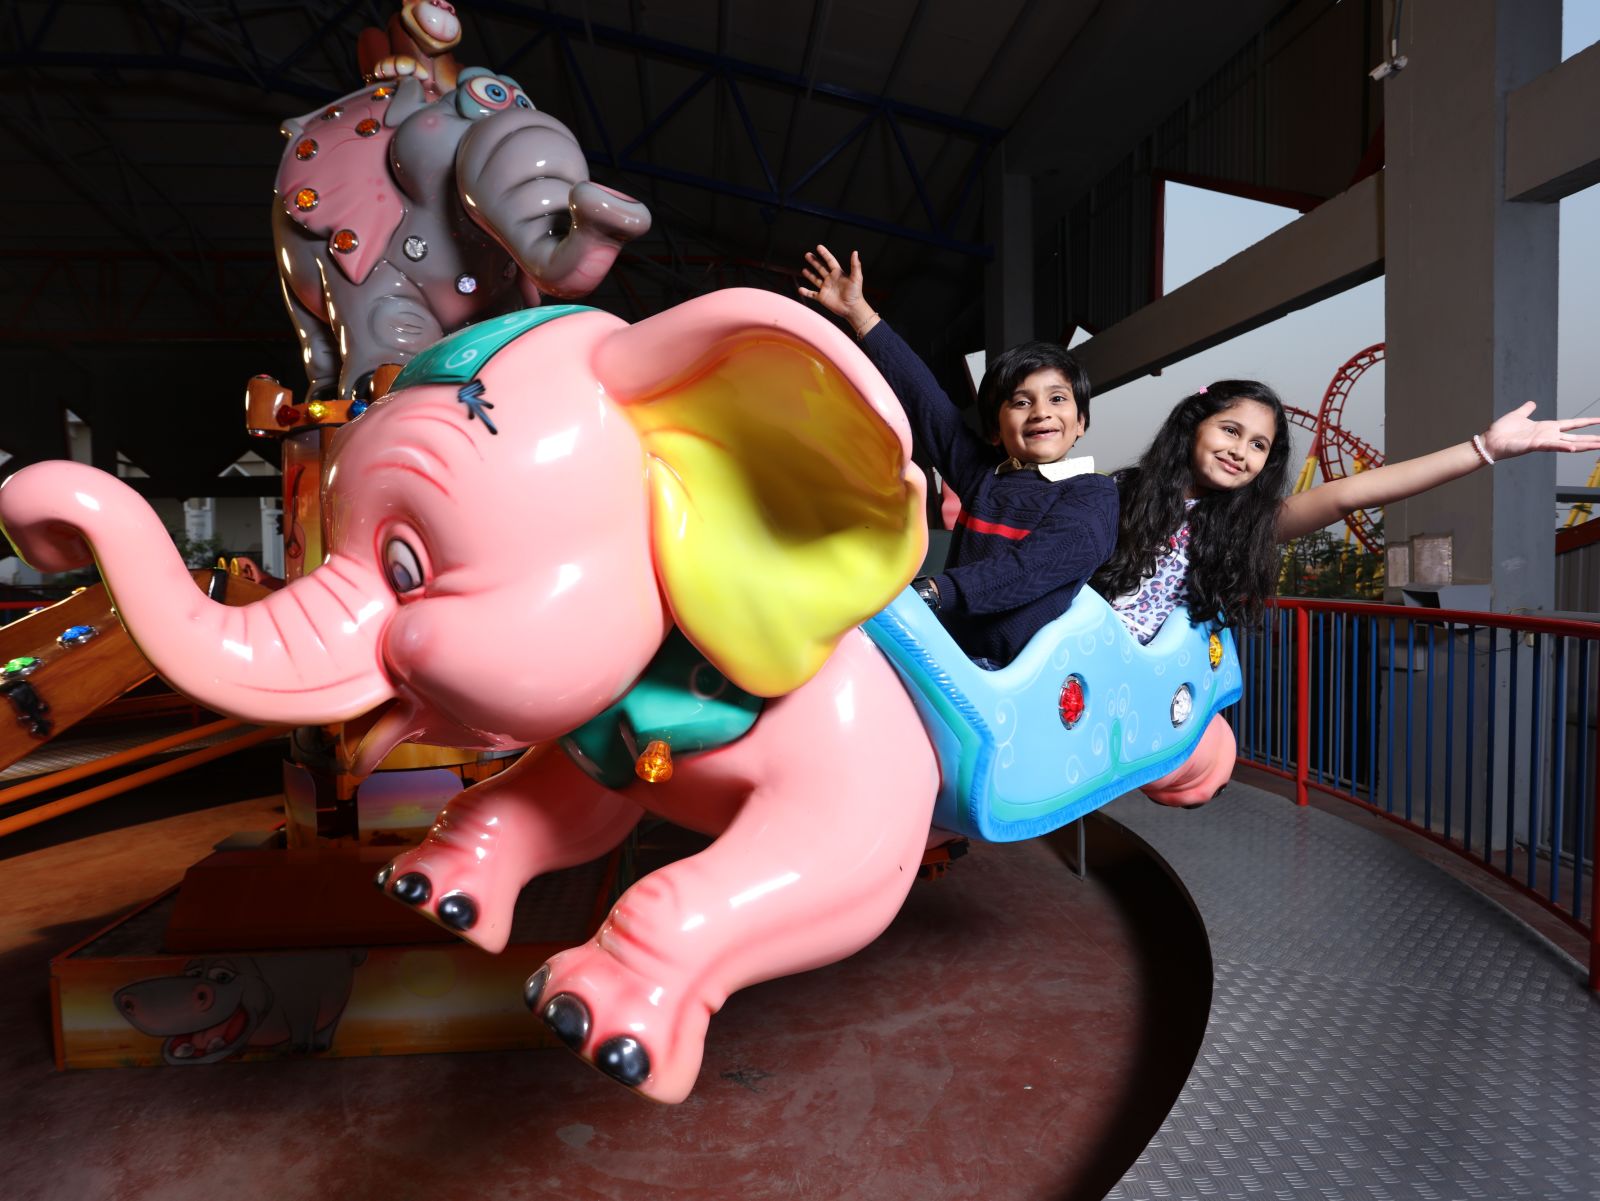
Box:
[1170,684,1194,726]
[635,739,674,784]
[3,656,41,678]
[1208,633,1223,670]
[373,86,394,100]
[0,679,51,738]
[58,625,97,648]
[275,404,299,426]
[275,89,402,286]
[455,274,478,294]
[307,401,328,421]
[456,379,498,435]
[349,400,369,418]
[1058,674,1086,729]
[294,139,317,161]
[403,236,428,261]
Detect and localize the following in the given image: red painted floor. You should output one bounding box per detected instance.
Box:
[0,757,1209,1201]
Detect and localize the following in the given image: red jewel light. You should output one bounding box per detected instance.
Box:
[275,404,299,426]
[355,118,380,137]
[294,138,317,160]
[1058,675,1086,729]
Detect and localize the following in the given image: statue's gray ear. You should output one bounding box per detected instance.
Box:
[384,77,430,128]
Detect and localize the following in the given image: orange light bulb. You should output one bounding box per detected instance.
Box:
[635,739,674,784]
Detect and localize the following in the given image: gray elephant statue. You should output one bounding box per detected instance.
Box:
[273,67,651,399]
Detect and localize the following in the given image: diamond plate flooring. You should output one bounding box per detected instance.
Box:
[1105,784,1600,1200]
[0,724,246,782]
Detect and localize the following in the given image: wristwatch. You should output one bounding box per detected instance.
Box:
[912,576,941,612]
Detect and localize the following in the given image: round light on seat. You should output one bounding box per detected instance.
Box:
[1171,684,1194,726]
[1059,675,1086,729]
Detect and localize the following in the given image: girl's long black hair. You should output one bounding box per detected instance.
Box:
[1091,381,1292,629]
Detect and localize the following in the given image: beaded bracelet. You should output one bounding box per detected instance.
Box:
[1471,433,1496,466]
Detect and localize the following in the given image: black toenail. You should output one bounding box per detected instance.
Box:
[595,1036,650,1087]
[437,892,477,930]
[391,872,431,905]
[541,993,590,1051]
[373,864,394,891]
[524,966,550,1012]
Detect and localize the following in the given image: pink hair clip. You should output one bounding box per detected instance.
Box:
[1196,385,1208,395]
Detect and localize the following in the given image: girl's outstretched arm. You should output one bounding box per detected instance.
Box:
[1274,402,1600,543]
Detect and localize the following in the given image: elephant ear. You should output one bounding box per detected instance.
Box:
[594,289,928,698]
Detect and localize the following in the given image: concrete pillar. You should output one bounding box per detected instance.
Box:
[984,147,1034,356]
[1382,0,1561,613]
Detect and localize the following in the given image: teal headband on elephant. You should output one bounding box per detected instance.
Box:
[386,305,599,435]
[390,305,599,394]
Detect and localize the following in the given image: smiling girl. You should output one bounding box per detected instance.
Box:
[1093,380,1600,645]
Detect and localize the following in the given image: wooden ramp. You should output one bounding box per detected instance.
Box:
[0,568,271,773]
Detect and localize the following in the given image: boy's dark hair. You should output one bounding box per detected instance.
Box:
[975,342,1093,441]
[1091,380,1292,630]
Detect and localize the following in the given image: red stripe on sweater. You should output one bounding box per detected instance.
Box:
[954,510,1031,541]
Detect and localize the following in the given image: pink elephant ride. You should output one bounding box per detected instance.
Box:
[0,291,1238,1103]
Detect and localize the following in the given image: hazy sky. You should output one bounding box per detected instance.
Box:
[1079,2,1600,525]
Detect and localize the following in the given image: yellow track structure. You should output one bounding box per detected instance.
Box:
[1563,459,1600,527]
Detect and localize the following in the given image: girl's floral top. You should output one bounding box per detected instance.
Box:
[1110,500,1199,644]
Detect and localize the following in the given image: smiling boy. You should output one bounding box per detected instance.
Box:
[801,245,1119,668]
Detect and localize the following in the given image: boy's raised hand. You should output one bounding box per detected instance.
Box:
[1484,401,1600,460]
[798,245,878,337]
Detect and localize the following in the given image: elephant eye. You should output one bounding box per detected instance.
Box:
[463,75,514,111]
[384,538,426,595]
[205,967,236,984]
[513,92,533,110]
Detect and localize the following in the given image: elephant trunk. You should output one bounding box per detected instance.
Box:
[0,462,397,725]
[457,111,651,299]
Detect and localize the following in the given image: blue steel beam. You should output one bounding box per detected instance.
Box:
[3,0,1000,256]
[471,2,1003,140]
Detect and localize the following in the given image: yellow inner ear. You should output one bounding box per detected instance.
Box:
[624,335,926,698]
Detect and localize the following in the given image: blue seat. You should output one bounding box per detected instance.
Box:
[864,588,1243,842]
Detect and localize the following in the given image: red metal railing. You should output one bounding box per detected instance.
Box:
[1233,598,1600,991]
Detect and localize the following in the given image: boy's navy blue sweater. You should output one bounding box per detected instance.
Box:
[861,321,1120,667]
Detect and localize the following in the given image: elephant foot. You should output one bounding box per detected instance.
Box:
[1142,715,1236,808]
[524,941,710,1104]
[375,844,517,952]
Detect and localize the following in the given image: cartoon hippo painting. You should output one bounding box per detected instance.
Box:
[114,952,363,1064]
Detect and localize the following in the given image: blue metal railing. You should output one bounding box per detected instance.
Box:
[1228,599,1600,989]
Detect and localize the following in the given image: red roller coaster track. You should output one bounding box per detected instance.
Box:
[1286,342,1386,553]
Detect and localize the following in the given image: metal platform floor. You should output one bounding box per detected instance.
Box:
[0,722,243,783]
[1104,782,1600,1201]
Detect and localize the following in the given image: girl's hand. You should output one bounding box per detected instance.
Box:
[798,245,878,337]
[1483,401,1600,460]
